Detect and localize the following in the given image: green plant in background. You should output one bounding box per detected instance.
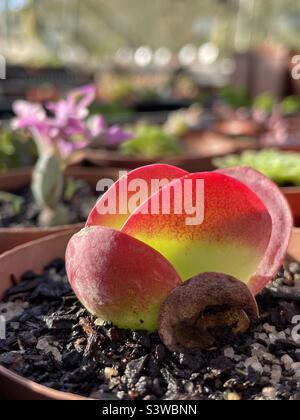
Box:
[281,96,300,115]
[214,149,300,187]
[164,105,203,137]
[0,127,36,171]
[90,103,133,124]
[0,192,24,215]
[252,93,300,115]
[120,124,182,159]
[219,87,252,109]
[253,93,276,114]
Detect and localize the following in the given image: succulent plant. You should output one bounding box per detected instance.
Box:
[11,85,131,227]
[120,124,182,158]
[66,163,292,346]
[164,105,203,137]
[213,149,300,187]
[31,153,69,227]
[0,125,36,171]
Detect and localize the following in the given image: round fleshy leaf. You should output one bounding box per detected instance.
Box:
[121,172,272,287]
[66,226,181,332]
[86,164,188,230]
[217,166,293,295]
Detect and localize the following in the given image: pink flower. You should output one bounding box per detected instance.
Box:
[89,115,133,146]
[12,84,132,159]
[12,100,47,130]
[47,84,96,126]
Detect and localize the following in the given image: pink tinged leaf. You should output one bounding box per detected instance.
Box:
[65,226,182,331]
[121,172,273,288]
[86,164,189,230]
[217,167,293,295]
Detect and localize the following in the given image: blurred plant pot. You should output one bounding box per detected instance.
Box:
[213,119,263,139]
[81,130,240,172]
[0,167,120,254]
[0,227,299,400]
[182,130,246,154]
[282,187,300,227]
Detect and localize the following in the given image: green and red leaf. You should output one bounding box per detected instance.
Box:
[86,164,188,230]
[122,172,273,290]
[66,226,181,332]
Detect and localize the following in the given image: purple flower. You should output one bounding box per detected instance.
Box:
[12,84,132,159]
[47,84,96,126]
[105,126,134,146]
[12,100,47,130]
[89,115,133,146]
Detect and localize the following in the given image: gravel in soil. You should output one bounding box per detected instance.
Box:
[1,260,300,400]
[0,179,96,228]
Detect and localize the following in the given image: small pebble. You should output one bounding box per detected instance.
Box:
[269,334,278,344]
[262,353,274,362]
[251,362,263,374]
[293,370,300,380]
[281,355,294,369]
[277,331,286,340]
[245,356,259,368]
[104,367,118,379]
[294,274,300,282]
[226,392,241,401]
[262,387,277,400]
[291,362,300,372]
[224,347,235,360]
[271,366,282,384]
[263,324,276,334]
[289,263,300,274]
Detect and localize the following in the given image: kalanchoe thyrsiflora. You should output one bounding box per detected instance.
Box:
[12,85,132,227]
[66,164,292,340]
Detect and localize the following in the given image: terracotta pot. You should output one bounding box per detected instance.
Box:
[282,187,300,227]
[0,230,86,400]
[0,166,120,254]
[0,228,299,400]
[214,120,263,139]
[81,131,241,172]
[181,131,238,156]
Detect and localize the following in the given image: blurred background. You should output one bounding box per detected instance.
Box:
[2,0,300,228]
[1,0,300,114]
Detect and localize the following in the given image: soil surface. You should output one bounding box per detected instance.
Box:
[1,260,300,400]
[0,180,97,228]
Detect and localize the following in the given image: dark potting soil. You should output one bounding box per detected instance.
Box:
[1,260,300,400]
[0,180,97,228]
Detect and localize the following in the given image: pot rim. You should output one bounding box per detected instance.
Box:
[0,228,300,400]
[0,230,90,400]
[0,166,121,254]
[0,366,87,400]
